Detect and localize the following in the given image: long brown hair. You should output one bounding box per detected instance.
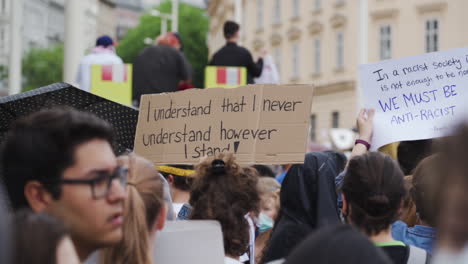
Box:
[189,154,259,257]
[101,154,164,264]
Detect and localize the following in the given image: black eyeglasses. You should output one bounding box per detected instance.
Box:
[50,166,128,200]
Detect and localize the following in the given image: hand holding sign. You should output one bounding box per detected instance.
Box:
[359,47,468,150]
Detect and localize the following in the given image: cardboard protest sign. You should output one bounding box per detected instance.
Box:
[91,64,132,106]
[134,84,314,165]
[359,47,468,150]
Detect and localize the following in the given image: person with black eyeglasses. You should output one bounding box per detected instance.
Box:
[1,108,127,262]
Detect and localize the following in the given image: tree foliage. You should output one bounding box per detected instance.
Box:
[22,44,64,92]
[116,1,209,88]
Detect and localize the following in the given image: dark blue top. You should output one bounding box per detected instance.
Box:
[391,220,436,254]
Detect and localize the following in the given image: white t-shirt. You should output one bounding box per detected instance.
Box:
[75,48,123,92]
[224,256,243,264]
[173,203,184,218]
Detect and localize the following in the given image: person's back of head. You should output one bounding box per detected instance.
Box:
[411,154,439,227]
[398,139,432,175]
[1,107,115,211]
[285,224,392,264]
[156,32,181,49]
[223,20,239,41]
[96,35,114,48]
[158,165,194,192]
[101,154,165,264]
[14,209,79,264]
[189,154,259,258]
[342,152,405,236]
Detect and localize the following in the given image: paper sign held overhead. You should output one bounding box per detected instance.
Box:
[134,84,314,165]
[359,47,468,150]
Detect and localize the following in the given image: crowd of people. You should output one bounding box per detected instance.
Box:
[3,13,468,264]
[0,105,468,264]
[75,19,267,107]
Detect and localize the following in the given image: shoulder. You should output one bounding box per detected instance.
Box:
[392,221,409,240]
[392,221,409,232]
[237,46,252,55]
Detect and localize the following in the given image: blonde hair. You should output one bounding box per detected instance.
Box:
[257,177,280,219]
[101,154,164,264]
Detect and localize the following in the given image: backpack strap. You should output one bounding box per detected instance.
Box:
[407,245,428,264]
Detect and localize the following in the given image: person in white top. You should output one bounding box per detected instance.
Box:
[75,35,123,92]
[158,165,194,218]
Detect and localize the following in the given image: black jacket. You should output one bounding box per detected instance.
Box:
[133,45,190,103]
[261,152,344,263]
[209,42,263,84]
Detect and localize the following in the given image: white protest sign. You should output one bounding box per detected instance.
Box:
[359,47,468,150]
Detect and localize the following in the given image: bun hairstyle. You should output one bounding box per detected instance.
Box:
[211,159,226,176]
[342,152,405,236]
[190,154,260,257]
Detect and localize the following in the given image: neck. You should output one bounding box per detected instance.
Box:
[369,227,395,243]
[172,188,190,204]
[227,39,237,44]
[72,239,95,262]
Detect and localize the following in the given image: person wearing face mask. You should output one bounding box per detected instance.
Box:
[255,177,280,263]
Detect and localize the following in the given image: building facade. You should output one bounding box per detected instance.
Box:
[207,0,468,148]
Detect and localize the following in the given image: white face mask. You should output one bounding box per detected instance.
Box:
[433,246,468,264]
[256,212,274,234]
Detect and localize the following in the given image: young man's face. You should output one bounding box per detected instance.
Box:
[46,139,126,259]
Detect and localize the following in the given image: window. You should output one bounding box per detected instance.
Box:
[315,0,321,11]
[310,114,317,141]
[293,0,300,18]
[426,19,438,52]
[332,112,340,128]
[336,32,344,69]
[273,0,281,24]
[314,38,321,74]
[379,25,391,60]
[274,47,282,74]
[256,0,264,30]
[292,43,300,78]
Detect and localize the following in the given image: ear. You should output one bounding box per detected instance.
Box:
[167,175,174,185]
[154,205,167,231]
[24,181,54,213]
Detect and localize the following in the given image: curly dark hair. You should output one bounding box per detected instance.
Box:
[342,152,405,236]
[189,154,259,257]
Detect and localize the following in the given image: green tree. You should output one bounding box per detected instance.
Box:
[116,1,209,88]
[22,44,64,92]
